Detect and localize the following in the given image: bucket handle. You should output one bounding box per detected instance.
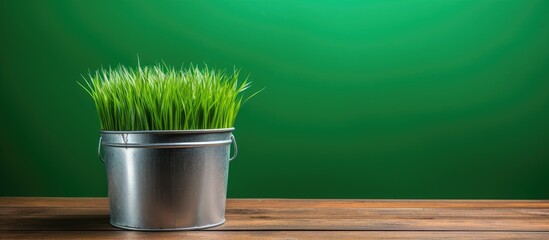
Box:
[229,134,238,162]
[98,136,105,163]
[98,134,238,163]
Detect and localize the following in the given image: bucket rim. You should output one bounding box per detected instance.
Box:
[100,127,234,134]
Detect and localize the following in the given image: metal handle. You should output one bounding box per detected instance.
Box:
[229,134,238,162]
[101,139,232,148]
[98,136,104,164]
[97,134,237,162]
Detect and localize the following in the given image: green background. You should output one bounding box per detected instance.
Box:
[1,0,548,198]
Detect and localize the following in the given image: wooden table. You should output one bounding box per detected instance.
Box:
[1,198,548,239]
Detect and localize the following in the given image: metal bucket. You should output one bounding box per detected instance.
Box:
[98,128,237,231]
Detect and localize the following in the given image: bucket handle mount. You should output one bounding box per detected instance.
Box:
[98,136,104,163]
[229,134,238,161]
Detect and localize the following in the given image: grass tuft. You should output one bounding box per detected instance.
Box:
[79,63,256,131]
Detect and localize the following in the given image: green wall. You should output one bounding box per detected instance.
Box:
[1,0,548,198]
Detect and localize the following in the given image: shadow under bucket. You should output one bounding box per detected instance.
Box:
[98,128,236,231]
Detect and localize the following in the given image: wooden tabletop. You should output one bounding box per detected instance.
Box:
[1,198,548,239]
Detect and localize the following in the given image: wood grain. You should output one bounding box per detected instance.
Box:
[1,198,548,239]
[2,198,549,208]
[2,231,549,240]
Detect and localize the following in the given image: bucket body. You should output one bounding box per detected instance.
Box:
[100,128,235,231]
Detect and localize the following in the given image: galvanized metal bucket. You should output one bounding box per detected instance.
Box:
[98,128,237,231]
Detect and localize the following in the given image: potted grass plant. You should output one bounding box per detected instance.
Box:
[80,63,257,231]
